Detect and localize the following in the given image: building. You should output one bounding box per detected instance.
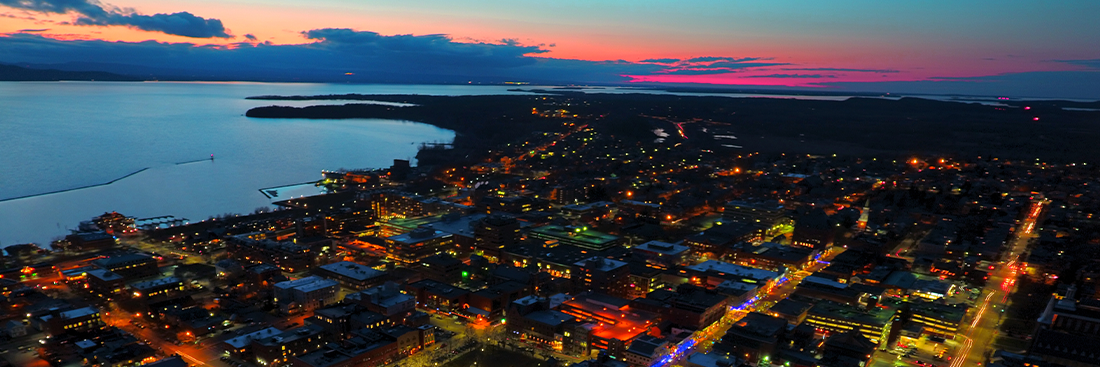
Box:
[222,327,282,357]
[715,312,787,363]
[251,325,329,366]
[727,242,818,272]
[804,301,898,346]
[907,302,967,340]
[346,282,416,322]
[274,276,340,314]
[722,200,789,230]
[129,276,186,299]
[529,225,624,251]
[138,356,188,367]
[632,241,689,269]
[473,214,521,262]
[91,253,158,280]
[44,306,104,335]
[315,261,386,290]
[289,332,398,367]
[2,320,26,338]
[767,299,812,326]
[506,295,577,352]
[623,335,668,367]
[308,303,367,339]
[684,260,784,291]
[384,228,455,265]
[420,254,462,284]
[468,281,529,321]
[627,262,665,300]
[481,195,549,214]
[64,231,117,250]
[226,235,313,273]
[405,279,469,313]
[86,268,126,297]
[574,257,630,298]
[558,293,659,359]
[820,331,877,367]
[683,222,760,258]
[1030,286,1100,367]
[644,285,729,330]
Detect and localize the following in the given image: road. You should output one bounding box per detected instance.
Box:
[655,248,842,367]
[950,198,1046,367]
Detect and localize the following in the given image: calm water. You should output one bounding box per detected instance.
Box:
[0,82,915,247]
[0,82,520,246]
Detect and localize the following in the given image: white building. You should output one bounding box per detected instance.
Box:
[273,276,339,314]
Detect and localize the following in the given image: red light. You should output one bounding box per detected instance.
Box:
[1033,117,1040,121]
[1024,106,1031,110]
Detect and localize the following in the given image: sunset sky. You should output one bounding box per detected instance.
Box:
[3,0,1100,97]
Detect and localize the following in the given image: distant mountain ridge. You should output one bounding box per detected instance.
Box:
[0,63,143,81]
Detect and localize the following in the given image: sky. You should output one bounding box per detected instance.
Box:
[2,0,1100,98]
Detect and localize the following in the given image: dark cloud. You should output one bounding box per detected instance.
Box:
[641,58,680,64]
[684,56,762,63]
[746,73,836,78]
[0,32,660,83]
[244,34,256,41]
[73,11,230,38]
[302,28,546,68]
[703,61,788,69]
[1054,59,1100,70]
[0,0,230,38]
[782,67,899,73]
[19,28,50,32]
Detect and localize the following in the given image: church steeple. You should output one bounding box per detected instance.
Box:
[857,198,870,230]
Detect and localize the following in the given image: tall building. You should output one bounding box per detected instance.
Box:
[1031,286,1100,366]
[573,257,630,298]
[384,228,455,265]
[474,214,521,262]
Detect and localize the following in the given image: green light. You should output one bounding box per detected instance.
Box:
[462,271,469,278]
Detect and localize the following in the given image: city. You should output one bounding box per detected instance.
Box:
[2,2,1099,367]
[3,102,1098,367]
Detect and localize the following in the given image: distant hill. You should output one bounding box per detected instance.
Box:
[0,63,143,81]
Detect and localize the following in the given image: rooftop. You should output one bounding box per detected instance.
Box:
[387,229,452,244]
[318,261,385,281]
[224,327,281,349]
[130,276,183,291]
[59,306,99,320]
[575,256,628,272]
[729,312,787,338]
[634,240,689,256]
[87,268,124,282]
[770,299,812,317]
[525,310,576,327]
[687,260,782,282]
[808,301,897,326]
[92,253,153,267]
[419,213,487,237]
[530,225,621,249]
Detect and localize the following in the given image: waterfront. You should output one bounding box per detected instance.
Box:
[0,82,917,247]
[0,82,464,246]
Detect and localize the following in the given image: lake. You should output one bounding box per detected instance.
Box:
[0,82,488,246]
[0,81,916,247]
